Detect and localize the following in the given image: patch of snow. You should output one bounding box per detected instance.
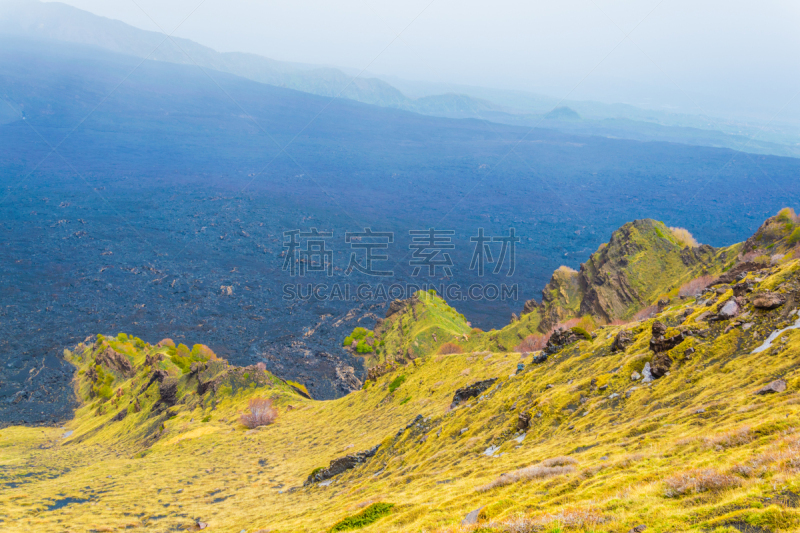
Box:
[752,316,800,354]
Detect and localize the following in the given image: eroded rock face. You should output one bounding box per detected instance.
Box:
[517,412,531,431]
[95,347,134,376]
[450,379,497,409]
[752,292,786,310]
[386,296,417,318]
[158,378,179,406]
[521,298,539,316]
[304,444,379,485]
[611,329,634,352]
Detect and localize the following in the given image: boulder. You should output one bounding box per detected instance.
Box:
[532,353,548,364]
[650,353,672,378]
[462,507,484,526]
[611,329,634,352]
[627,526,646,533]
[717,299,740,319]
[450,379,497,409]
[751,292,786,310]
[642,362,654,383]
[755,379,787,395]
[652,321,667,337]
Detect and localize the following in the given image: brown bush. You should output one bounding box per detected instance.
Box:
[664,468,740,497]
[514,334,547,353]
[239,397,277,429]
[678,275,716,298]
[437,342,463,355]
[633,304,658,321]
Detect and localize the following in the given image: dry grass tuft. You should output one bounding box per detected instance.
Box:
[678,275,716,298]
[239,397,277,429]
[664,468,740,497]
[438,342,463,355]
[478,457,577,491]
[703,427,754,450]
[670,227,699,247]
[485,506,605,532]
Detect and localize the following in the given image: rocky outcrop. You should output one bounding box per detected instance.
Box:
[521,298,539,316]
[450,379,497,409]
[305,444,380,485]
[713,261,762,285]
[367,361,397,382]
[649,321,685,354]
[386,296,417,319]
[139,368,168,394]
[517,412,531,431]
[752,292,786,310]
[535,219,718,331]
[611,329,634,352]
[543,328,581,356]
[95,347,134,376]
[158,378,179,406]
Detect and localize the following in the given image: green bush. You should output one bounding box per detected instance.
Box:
[788,227,800,245]
[330,503,394,532]
[570,327,592,341]
[351,327,369,340]
[343,336,354,347]
[388,375,406,393]
[356,340,373,353]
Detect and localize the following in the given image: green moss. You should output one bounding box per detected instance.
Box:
[329,503,394,532]
[570,327,592,341]
[399,396,411,405]
[388,375,406,393]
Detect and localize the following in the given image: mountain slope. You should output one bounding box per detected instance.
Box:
[4,213,800,532]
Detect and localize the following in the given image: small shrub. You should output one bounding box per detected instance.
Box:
[670,227,699,247]
[388,375,406,393]
[664,468,740,497]
[239,397,277,429]
[399,396,411,405]
[679,275,716,297]
[478,457,577,491]
[438,342,462,355]
[514,334,548,353]
[776,207,797,223]
[329,502,394,531]
[788,227,800,245]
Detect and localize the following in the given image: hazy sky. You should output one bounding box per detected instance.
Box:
[45,0,800,122]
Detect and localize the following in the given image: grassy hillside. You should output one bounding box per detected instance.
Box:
[3,213,800,532]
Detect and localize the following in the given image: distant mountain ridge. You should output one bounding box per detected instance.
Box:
[2,0,799,158]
